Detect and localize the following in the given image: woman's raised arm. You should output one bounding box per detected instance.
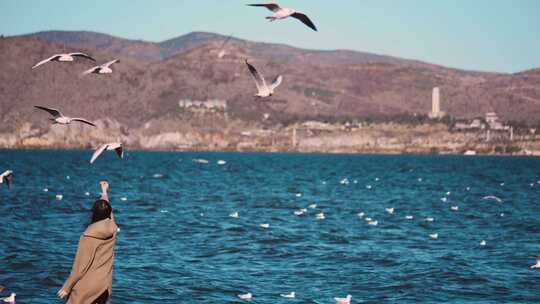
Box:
[99,181,109,203]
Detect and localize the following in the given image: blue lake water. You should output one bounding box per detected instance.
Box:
[1,150,540,303]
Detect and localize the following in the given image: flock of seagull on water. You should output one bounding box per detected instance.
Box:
[1,2,539,304]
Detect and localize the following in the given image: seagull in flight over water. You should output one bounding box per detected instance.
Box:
[90,143,124,164]
[32,52,95,69]
[34,106,96,127]
[247,3,317,31]
[82,59,120,75]
[0,170,13,189]
[245,60,282,98]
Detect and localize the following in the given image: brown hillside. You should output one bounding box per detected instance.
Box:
[1,35,539,137]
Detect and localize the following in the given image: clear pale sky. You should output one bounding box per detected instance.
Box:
[1,0,539,73]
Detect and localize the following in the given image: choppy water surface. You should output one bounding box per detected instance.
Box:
[1,150,540,303]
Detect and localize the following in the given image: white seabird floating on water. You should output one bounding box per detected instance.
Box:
[34,106,96,127]
[482,195,503,203]
[294,209,305,216]
[245,60,283,98]
[334,294,352,304]
[247,3,318,31]
[193,158,209,164]
[2,293,16,303]
[238,293,253,300]
[32,52,95,69]
[280,291,295,298]
[339,178,349,185]
[90,143,124,164]
[385,207,395,214]
[429,233,439,240]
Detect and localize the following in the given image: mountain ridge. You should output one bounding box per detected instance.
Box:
[1,32,539,135]
[23,30,497,73]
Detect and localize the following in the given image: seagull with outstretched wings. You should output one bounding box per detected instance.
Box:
[34,106,96,127]
[32,52,95,69]
[90,143,124,164]
[82,59,120,75]
[247,3,317,31]
[245,60,283,98]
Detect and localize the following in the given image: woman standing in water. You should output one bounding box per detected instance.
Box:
[57,181,119,304]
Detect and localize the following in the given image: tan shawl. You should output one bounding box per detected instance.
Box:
[62,217,118,304]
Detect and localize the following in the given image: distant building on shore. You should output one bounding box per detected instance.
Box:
[428,87,446,119]
[178,99,227,111]
[454,118,485,131]
[485,112,509,130]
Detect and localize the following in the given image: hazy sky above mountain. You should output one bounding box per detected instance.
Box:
[1,0,539,73]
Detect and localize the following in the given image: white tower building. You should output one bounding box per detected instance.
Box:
[429,87,445,119]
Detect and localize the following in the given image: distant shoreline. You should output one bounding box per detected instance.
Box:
[1,147,538,158]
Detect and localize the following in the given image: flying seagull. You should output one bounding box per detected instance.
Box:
[34,106,96,127]
[32,52,96,69]
[82,59,120,75]
[0,170,13,189]
[218,33,234,59]
[247,3,317,31]
[90,143,124,164]
[245,60,282,98]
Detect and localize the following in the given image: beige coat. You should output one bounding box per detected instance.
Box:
[62,216,118,304]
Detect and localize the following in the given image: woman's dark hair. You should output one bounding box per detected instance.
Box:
[90,199,112,225]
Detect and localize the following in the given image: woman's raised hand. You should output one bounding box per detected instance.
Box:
[100,181,109,194]
[57,288,68,299]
